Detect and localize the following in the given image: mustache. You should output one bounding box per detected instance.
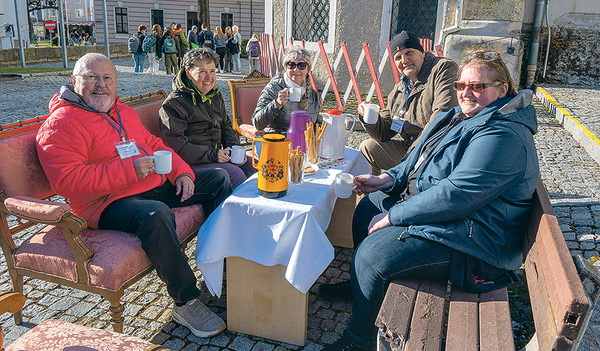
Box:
[92,88,110,94]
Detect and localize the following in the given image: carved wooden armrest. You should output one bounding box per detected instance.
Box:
[3,196,72,223]
[239,123,265,139]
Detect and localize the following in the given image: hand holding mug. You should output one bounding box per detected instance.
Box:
[133,156,155,179]
[217,149,231,163]
[276,88,290,109]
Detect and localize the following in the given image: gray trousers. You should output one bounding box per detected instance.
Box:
[359,138,410,175]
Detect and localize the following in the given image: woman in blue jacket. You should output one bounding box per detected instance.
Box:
[323,51,540,351]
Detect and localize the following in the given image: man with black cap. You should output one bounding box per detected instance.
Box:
[357,30,458,175]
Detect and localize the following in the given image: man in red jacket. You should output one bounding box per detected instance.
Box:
[36,53,232,338]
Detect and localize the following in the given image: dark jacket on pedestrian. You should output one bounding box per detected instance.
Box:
[363,52,458,146]
[383,90,539,271]
[159,68,239,165]
[135,31,146,54]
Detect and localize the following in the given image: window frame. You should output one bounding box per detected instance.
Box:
[114,6,129,35]
[150,9,164,29]
[284,0,337,53]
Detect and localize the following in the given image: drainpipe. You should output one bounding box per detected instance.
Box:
[438,0,463,54]
[526,0,548,89]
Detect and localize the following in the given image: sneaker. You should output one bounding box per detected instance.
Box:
[318,280,353,301]
[171,297,226,337]
[322,335,368,351]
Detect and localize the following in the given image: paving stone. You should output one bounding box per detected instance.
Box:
[229,335,256,350]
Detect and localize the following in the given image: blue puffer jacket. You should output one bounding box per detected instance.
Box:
[384,90,539,270]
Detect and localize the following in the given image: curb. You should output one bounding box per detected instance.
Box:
[536,87,600,166]
[0,71,71,78]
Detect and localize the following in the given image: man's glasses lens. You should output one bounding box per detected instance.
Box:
[80,74,116,85]
[467,51,500,60]
[286,62,308,70]
[453,81,503,93]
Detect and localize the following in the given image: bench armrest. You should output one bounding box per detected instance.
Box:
[4,196,72,223]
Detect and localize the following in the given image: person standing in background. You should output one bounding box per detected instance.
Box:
[198,23,214,50]
[213,27,228,73]
[187,26,200,49]
[133,25,147,73]
[231,26,242,73]
[224,26,234,73]
[144,24,163,74]
[246,34,261,73]
[173,23,189,69]
[162,27,180,75]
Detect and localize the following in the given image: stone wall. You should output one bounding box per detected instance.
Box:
[0,45,131,66]
[537,26,600,86]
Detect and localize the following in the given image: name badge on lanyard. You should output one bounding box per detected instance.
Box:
[390,116,405,133]
[115,139,140,159]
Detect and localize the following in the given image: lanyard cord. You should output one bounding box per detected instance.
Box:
[397,81,413,118]
[100,106,127,142]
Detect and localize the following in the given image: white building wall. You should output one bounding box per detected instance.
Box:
[0,0,30,50]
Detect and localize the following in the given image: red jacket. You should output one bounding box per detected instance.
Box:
[36,88,194,229]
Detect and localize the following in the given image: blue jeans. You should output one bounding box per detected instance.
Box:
[344,191,453,349]
[232,53,241,71]
[133,53,146,72]
[97,168,232,306]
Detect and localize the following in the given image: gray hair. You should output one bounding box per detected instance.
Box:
[182,48,220,70]
[72,53,114,76]
[282,46,311,70]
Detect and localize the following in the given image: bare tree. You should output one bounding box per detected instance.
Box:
[27,0,59,39]
[197,0,210,29]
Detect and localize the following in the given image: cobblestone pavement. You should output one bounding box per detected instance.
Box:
[1,59,600,350]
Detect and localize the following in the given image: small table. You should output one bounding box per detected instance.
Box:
[195,147,370,345]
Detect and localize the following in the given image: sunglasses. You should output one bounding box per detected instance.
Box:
[453,81,504,93]
[467,50,501,60]
[286,61,308,70]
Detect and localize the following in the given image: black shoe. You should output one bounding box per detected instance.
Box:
[322,335,368,351]
[319,280,352,301]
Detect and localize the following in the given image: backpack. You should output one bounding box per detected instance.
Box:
[141,35,157,53]
[201,31,213,48]
[127,35,139,53]
[248,40,260,58]
[163,36,177,53]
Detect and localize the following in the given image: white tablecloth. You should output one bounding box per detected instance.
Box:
[194,148,371,296]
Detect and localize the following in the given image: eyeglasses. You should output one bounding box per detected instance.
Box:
[453,81,504,93]
[77,74,116,85]
[467,51,501,60]
[286,61,308,70]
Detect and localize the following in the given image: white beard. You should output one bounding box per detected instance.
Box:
[88,94,113,112]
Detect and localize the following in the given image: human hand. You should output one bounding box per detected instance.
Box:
[175,175,194,202]
[133,156,155,179]
[358,101,368,116]
[368,212,391,235]
[276,88,290,109]
[353,173,394,195]
[217,148,231,163]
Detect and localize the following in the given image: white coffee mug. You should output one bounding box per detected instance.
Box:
[335,172,355,199]
[152,150,172,175]
[289,87,302,102]
[230,145,246,165]
[363,103,380,124]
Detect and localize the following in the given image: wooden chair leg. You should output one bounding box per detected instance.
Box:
[106,294,125,333]
[9,271,23,325]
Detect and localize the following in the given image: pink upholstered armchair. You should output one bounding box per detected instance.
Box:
[0,91,205,333]
[0,291,168,351]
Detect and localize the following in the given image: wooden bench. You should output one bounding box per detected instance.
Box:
[375,178,592,350]
[0,89,205,333]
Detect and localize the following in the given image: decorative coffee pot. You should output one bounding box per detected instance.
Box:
[252,133,291,198]
[320,109,356,160]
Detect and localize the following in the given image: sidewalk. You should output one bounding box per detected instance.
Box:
[1,59,600,349]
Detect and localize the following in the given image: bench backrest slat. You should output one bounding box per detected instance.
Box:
[524,178,589,348]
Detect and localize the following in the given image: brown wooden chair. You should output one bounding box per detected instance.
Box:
[228,72,270,144]
[0,90,205,333]
[0,291,168,351]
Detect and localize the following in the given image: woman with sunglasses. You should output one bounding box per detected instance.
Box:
[252,46,321,134]
[323,51,539,351]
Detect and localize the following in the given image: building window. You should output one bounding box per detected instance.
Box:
[187,11,199,31]
[221,13,233,31]
[291,0,329,43]
[390,0,438,42]
[115,7,128,34]
[151,9,164,29]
